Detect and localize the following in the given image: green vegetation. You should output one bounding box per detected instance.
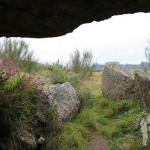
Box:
[0,57,56,147]
[46,61,80,88]
[0,38,39,72]
[52,73,150,150]
[1,38,150,149]
[69,49,95,80]
[0,39,96,149]
[0,39,55,149]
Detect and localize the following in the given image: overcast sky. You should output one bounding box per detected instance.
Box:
[14,12,150,64]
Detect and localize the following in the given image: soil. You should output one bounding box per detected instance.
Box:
[87,133,108,150]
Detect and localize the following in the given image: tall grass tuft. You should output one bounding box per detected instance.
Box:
[69,49,95,80]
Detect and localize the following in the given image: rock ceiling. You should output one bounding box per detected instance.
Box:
[0,0,150,38]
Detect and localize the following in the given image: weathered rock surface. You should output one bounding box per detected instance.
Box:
[102,64,134,100]
[134,71,150,108]
[43,82,80,126]
[17,128,37,150]
[15,98,50,150]
[0,1,150,37]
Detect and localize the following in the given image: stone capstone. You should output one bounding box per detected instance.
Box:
[0,1,150,37]
[102,64,134,100]
[43,82,80,126]
[134,71,150,108]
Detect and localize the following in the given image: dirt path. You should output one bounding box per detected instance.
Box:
[87,133,108,150]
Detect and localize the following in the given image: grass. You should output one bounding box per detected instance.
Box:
[57,122,89,150]
[49,72,150,150]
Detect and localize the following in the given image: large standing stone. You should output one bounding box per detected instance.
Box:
[102,64,134,100]
[134,71,150,108]
[43,82,80,126]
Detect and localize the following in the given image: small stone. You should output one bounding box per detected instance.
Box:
[38,137,45,144]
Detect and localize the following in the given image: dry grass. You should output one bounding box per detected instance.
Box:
[81,72,102,94]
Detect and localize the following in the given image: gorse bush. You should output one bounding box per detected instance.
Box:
[49,61,67,84]
[69,49,95,80]
[0,38,38,72]
[48,61,80,88]
[57,122,88,150]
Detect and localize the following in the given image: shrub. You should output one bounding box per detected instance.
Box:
[49,62,67,84]
[0,59,48,138]
[0,38,39,72]
[48,61,80,88]
[0,58,21,137]
[69,49,95,80]
[67,71,80,88]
